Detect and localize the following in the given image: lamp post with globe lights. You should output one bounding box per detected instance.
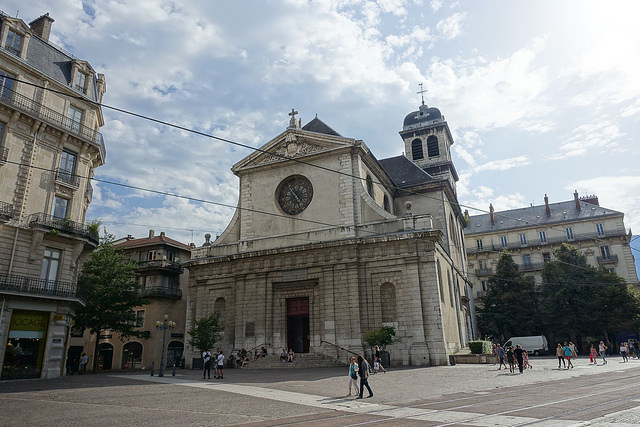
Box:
[155,315,175,377]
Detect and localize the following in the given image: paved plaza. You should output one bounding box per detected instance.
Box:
[1,356,640,426]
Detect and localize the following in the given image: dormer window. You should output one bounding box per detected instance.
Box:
[5,29,22,56]
[74,71,87,93]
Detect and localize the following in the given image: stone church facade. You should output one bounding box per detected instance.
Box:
[186,103,476,366]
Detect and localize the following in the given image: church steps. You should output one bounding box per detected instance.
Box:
[243,353,346,369]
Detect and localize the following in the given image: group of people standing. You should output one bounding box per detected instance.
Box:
[493,344,532,374]
[202,349,225,379]
[346,345,388,399]
[556,342,577,369]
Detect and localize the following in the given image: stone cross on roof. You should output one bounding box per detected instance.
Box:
[288,108,298,128]
[417,83,427,106]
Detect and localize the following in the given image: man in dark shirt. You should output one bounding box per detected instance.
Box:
[514,345,525,374]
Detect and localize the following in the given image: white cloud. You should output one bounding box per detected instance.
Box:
[548,121,624,160]
[474,156,531,172]
[436,12,466,40]
[430,0,443,12]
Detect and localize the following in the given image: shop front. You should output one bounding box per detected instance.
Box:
[2,310,50,380]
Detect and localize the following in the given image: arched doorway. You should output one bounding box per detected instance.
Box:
[167,341,184,367]
[98,343,114,371]
[121,342,143,369]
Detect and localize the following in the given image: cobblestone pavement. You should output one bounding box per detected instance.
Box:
[1,356,639,426]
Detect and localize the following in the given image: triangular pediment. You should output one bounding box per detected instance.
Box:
[232,128,355,173]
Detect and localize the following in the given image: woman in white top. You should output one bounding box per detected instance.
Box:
[347,356,359,396]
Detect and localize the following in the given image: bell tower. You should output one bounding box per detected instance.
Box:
[399,92,458,192]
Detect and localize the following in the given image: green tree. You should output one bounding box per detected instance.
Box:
[74,235,146,373]
[187,314,223,353]
[362,326,398,351]
[477,251,540,342]
[540,243,640,344]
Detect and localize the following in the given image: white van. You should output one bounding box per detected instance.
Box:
[503,336,549,356]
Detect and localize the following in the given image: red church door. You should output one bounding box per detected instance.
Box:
[286,297,310,353]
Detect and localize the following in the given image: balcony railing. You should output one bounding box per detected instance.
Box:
[0,86,105,160]
[597,254,618,264]
[28,213,99,245]
[55,168,80,187]
[475,268,494,277]
[0,272,79,299]
[0,146,7,162]
[467,229,629,254]
[0,200,13,221]
[137,259,183,273]
[517,262,546,272]
[140,286,182,299]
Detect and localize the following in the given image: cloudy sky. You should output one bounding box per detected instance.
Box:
[9,0,640,274]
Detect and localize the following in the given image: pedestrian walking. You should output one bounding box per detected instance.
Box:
[506,346,515,373]
[589,344,598,364]
[79,353,88,374]
[599,341,608,365]
[569,341,578,359]
[523,350,533,369]
[216,349,225,379]
[620,342,628,363]
[356,355,373,399]
[496,344,507,370]
[563,342,574,369]
[514,345,525,374]
[492,344,498,365]
[347,356,359,396]
[372,356,387,374]
[202,350,212,379]
[556,344,566,369]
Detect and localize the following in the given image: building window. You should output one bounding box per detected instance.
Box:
[134,310,145,328]
[411,138,423,160]
[539,231,547,243]
[522,254,531,267]
[147,250,156,261]
[476,239,483,250]
[41,247,61,282]
[366,175,373,197]
[53,196,69,218]
[500,236,508,247]
[566,227,574,241]
[520,233,527,246]
[0,70,15,99]
[600,245,611,259]
[427,135,439,157]
[481,280,488,291]
[67,105,83,132]
[74,71,87,93]
[383,195,390,212]
[58,150,77,184]
[5,29,22,56]
[596,223,605,237]
[543,252,551,263]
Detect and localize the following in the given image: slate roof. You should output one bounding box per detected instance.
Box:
[378,155,434,188]
[301,117,342,136]
[466,199,622,235]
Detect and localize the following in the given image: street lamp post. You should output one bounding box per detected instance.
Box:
[155,315,176,377]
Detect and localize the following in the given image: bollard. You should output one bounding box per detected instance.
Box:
[150,361,155,376]
[172,362,176,376]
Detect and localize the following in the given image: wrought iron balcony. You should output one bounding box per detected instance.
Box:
[0,200,13,221]
[55,168,80,187]
[0,86,105,160]
[28,212,99,245]
[517,262,545,272]
[140,286,182,299]
[475,268,494,277]
[596,254,618,264]
[0,272,80,300]
[0,146,7,163]
[137,259,183,273]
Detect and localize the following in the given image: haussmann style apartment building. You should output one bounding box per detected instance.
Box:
[465,192,639,300]
[0,12,106,379]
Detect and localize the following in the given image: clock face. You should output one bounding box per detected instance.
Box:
[276,175,313,215]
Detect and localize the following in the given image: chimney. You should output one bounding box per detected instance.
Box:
[148,229,155,238]
[464,209,469,223]
[574,190,581,210]
[580,194,599,206]
[544,194,550,216]
[160,231,165,238]
[29,13,55,42]
[126,234,133,240]
[489,204,495,225]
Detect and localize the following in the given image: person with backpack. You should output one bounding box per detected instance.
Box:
[347,356,359,396]
[356,355,373,399]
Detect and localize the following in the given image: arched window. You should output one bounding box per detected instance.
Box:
[122,341,143,369]
[366,175,373,197]
[214,297,225,325]
[411,138,423,160]
[427,135,439,157]
[380,283,396,322]
[436,260,444,303]
[383,195,390,212]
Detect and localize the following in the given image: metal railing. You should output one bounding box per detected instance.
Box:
[0,272,78,299]
[55,168,80,187]
[475,268,494,277]
[140,286,182,299]
[0,146,7,162]
[0,200,13,221]
[517,262,546,272]
[596,254,618,264]
[137,259,183,273]
[0,86,105,159]
[28,212,99,245]
[467,229,628,254]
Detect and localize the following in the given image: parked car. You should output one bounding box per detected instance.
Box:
[503,336,548,356]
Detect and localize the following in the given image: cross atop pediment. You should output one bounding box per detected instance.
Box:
[288,108,299,128]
